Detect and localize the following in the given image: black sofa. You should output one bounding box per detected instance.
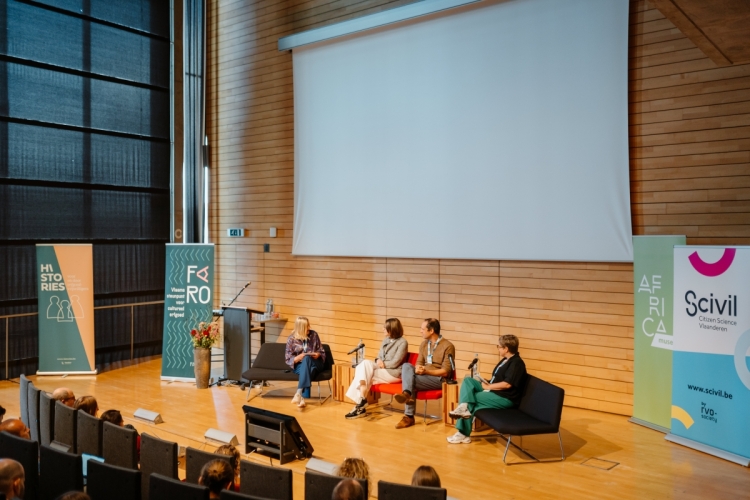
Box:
[474,374,565,464]
[241,343,334,403]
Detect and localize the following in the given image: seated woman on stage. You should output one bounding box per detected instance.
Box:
[285,316,326,408]
[446,334,527,444]
[344,318,408,419]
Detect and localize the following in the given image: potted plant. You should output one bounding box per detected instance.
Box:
[190,321,220,389]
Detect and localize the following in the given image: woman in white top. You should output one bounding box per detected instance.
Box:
[345,318,408,419]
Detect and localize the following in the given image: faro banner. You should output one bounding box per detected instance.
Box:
[36,244,96,374]
[161,243,215,380]
[631,235,685,431]
[668,246,750,466]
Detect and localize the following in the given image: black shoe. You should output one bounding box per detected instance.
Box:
[394,391,414,404]
[345,404,368,419]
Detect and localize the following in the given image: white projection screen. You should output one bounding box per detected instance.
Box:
[292,0,632,262]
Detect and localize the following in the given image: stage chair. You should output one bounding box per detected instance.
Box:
[185,446,233,484]
[0,431,40,500]
[240,459,293,500]
[19,374,30,427]
[77,409,103,457]
[103,421,138,469]
[474,374,565,464]
[39,444,83,500]
[150,473,209,500]
[27,382,41,443]
[241,343,334,404]
[140,432,179,500]
[39,391,56,447]
[371,353,454,424]
[52,401,77,453]
[87,459,142,500]
[304,471,367,500]
[221,491,274,500]
[377,480,447,500]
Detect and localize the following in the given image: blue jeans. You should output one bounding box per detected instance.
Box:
[293,356,325,398]
[401,363,443,417]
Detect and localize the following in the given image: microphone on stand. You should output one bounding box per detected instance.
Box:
[215,282,252,316]
[347,343,365,355]
[467,357,478,371]
[446,354,457,384]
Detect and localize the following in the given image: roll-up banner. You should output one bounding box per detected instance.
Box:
[161,243,215,381]
[667,246,750,466]
[630,235,685,432]
[36,244,96,375]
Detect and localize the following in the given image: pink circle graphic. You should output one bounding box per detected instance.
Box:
[688,248,736,277]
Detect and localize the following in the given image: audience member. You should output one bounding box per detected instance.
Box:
[344,318,408,419]
[411,465,441,487]
[55,492,91,500]
[332,478,364,500]
[447,334,526,444]
[51,387,76,407]
[100,409,141,457]
[285,316,326,408]
[198,459,234,499]
[395,318,455,429]
[0,459,25,500]
[0,419,30,440]
[215,444,241,491]
[73,396,98,417]
[335,458,370,495]
[0,404,5,423]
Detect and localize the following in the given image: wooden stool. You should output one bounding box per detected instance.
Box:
[332,363,378,404]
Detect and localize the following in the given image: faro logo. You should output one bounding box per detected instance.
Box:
[186,265,211,304]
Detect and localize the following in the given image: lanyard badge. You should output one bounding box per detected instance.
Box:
[426,336,442,365]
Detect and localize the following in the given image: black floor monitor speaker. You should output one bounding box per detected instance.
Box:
[242,405,314,464]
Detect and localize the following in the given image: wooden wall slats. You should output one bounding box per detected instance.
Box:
[207,0,750,415]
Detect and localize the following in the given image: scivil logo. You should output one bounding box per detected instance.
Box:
[688,248,736,277]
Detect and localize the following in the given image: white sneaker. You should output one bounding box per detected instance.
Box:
[291,393,302,405]
[297,397,306,408]
[446,431,471,444]
[449,403,472,420]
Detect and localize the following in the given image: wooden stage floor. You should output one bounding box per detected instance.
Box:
[1,358,747,500]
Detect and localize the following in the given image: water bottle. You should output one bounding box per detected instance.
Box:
[265,299,274,316]
[360,338,366,361]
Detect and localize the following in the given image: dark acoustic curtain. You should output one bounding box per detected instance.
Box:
[0,0,170,378]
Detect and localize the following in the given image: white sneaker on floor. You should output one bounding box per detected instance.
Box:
[297,397,306,408]
[449,403,472,420]
[446,431,471,444]
[291,393,302,405]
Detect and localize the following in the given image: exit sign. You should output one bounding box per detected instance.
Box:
[227,228,244,237]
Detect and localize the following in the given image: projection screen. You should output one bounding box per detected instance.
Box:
[292,0,632,262]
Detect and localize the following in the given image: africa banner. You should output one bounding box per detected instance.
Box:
[631,235,684,432]
[667,246,750,466]
[36,244,96,374]
[161,243,215,380]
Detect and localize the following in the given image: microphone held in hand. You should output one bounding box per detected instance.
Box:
[347,343,365,355]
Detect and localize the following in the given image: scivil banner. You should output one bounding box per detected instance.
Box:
[668,246,750,465]
[631,235,685,432]
[36,244,96,374]
[161,243,215,380]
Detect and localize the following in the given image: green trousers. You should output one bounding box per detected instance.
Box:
[456,376,513,437]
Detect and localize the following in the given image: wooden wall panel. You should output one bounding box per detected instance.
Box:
[206,0,750,415]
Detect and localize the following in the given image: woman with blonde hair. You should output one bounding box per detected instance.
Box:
[344,318,407,419]
[335,457,370,496]
[215,444,241,491]
[284,316,326,408]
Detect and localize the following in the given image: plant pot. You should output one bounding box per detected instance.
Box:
[194,347,211,389]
